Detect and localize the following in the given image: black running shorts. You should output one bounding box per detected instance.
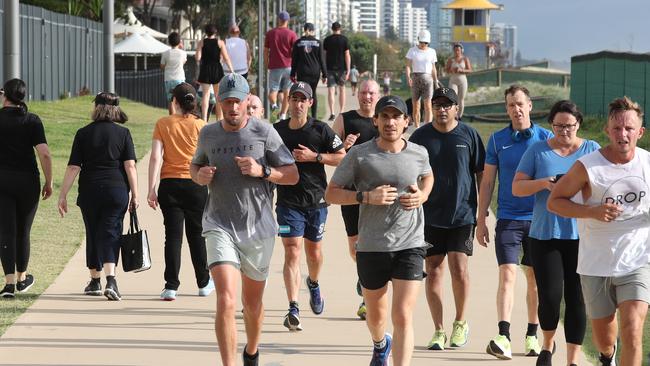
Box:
[424,224,474,257]
[356,247,426,290]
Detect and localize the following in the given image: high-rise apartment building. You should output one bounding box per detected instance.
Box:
[399,1,428,45]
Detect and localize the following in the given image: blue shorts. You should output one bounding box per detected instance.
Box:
[494,219,533,266]
[164,79,185,102]
[269,67,292,92]
[276,205,327,242]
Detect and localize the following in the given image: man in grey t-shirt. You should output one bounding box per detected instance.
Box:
[191,73,298,366]
[325,96,433,366]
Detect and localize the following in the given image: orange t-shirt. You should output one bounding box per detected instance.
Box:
[152,114,206,179]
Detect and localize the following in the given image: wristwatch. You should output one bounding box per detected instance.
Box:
[356,191,364,204]
[261,164,271,179]
[316,153,323,163]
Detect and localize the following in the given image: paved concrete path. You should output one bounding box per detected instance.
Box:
[0,84,589,365]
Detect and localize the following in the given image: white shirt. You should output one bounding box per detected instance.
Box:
[406,47,437,74]
[222,37,248,75]
[161,48,187,81]
[576,148,650,276]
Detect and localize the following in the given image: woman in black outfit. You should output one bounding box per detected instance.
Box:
[58,92,138,301]
[0,79,53,298]
[196,24,234,122]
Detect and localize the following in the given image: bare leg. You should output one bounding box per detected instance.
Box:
[590,313,617,362]
[280,89,290,117]
[423,99,433,124]
[391,279,421,366]
[282,237,303,303]
[424,255,446,330]
[213,83,222,120]
[201,83,211,122]
[338,85,346,114]
[304,239,323,282]
[412,98,421,128]
[496,264,517,323]
[241,274,267,355]
[327,87,336,117]
[523,265,540,325]
[618,300,648,366]
[210,264,240,366]
[363,283,389,343]
[447,252,469,321]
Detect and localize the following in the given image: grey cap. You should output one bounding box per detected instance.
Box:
[278,11,290,21]
[432,87,458,105]
[375,95,408,116]
[289,81,313,99]
[218,73,250,101]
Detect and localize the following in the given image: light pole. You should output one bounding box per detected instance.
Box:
[3,0,20,81]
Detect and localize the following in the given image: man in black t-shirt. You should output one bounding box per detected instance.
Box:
[323,21,350,122]
[331,79,380,319]
[409,87,485,351]
[291,22,327,119]
[273,82,345,331]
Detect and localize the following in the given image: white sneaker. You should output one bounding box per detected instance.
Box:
[198,279,215,297]
[160,288,177,301]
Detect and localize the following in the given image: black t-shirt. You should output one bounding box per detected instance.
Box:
[291,35,327,82]
[273,117,344,209]
[341,110,377,150]
[409,122,485,228]
[323,34,349,71]
[68,120,137,192]
[0,107,47,175]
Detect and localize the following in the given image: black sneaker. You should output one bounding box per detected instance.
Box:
[0,284,16,298]
[16,274,35,292]
[84,278,102,296]
[104,278,122,301]
[328,114,335,121]
[242,345,259,366]
[536,350,552,366]
[598,344,617,366]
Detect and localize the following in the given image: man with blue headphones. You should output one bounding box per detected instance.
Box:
[476,85,553,360]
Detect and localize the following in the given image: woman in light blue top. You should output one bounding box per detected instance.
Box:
[512,100,599,366]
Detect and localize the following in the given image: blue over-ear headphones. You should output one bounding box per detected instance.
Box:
[511,127,534,142]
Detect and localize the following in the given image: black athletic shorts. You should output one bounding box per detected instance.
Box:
[340,204,360,237]
[424,224,474,257]
[356,247,426,290]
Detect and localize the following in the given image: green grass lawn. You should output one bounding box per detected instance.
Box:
[0,96,162,335]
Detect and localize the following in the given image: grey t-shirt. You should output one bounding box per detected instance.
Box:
[330,139,432,252]
[192,117,295,242]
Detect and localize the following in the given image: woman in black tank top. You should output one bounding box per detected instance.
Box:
[196,24,234,122]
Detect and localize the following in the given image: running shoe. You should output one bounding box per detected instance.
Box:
[356,278,363,296]
[357,302,367,320]
[283,306,302,331]
[524,335,541,356]
[84,278,102,296]
[536,350,553,366]
[449,320,469,347]
[328,114,336,122]
[271,104,279,112]
[104,278,122,301]
[426,330,447,350]
[160,288,177,301]
[370,333,392,366]
[242,345,259,366]
[486,334,512,360]
[198,279,215,296]
[598,344,617,366]
[16,274,34,292]
[0,284,15,299]
[306,277,324,315]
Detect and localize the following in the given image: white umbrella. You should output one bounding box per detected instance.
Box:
[113,19,169,39]
[114,33,170,70]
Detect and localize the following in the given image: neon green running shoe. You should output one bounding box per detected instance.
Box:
[427,330,447,350]
[525,335,541,356]
[486,334,512,360]
[356,302,367,320]
[449,320,469,347]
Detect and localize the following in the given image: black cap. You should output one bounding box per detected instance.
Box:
[289,81,313,98]
[375,96,408,116]
[303,22,315,31]
[331,21,341,30]
[432,87,458,105]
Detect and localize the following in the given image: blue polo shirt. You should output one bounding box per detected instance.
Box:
[485,123,553,220]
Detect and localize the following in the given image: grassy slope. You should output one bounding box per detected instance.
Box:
[0,96,162,335]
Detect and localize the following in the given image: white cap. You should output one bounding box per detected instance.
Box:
[417,30,431,44]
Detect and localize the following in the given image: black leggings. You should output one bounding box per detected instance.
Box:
[158,179,209,290]
[530,238,586,345]
[0,171,40,276]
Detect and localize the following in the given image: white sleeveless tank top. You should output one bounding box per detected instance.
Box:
[576,148,650,276]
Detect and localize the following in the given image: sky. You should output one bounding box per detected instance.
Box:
[489,0,648,62]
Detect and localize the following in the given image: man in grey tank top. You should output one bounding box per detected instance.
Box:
[191,73,298,366]
[548,97,650,366]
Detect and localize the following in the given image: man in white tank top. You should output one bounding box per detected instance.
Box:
[223,24,251,79]
[548,96,650,366]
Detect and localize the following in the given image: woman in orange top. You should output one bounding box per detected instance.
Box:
[147,83,213,301]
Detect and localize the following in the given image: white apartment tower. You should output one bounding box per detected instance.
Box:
[354,0,381,37]
[399,1,428,45]
[380,0,400,38]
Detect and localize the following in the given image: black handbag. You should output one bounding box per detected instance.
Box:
[120,210,152,273]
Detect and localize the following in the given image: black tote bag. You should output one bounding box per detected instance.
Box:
[120,210,152,273]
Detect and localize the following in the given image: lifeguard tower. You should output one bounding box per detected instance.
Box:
[443,0,503,68]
